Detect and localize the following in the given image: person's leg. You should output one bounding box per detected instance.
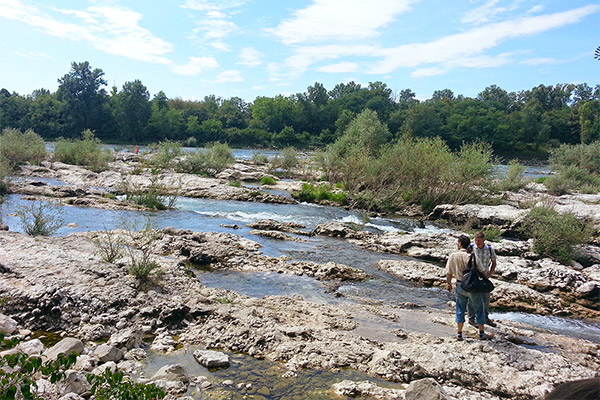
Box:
[467,298,475,325]
[455,289,468,340]
[482,292,497,327]
[471,292,493,339]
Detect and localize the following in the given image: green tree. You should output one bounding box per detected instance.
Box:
[112,80,151,142]
[57,61,109,137]
[579,100,600,143]
[28,91,64,138]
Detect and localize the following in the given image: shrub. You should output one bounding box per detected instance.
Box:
[54,130,114,172]
[0,333,77,399]
[0,127,46,168]
[122,219,163,285]
[148,140,182,169]
[497,159,526,192]
[293,183,347,204]
[17,201,65,236]
[88,368,165,400]
[271,147,300,172]
[177,142,234,176]
[546,142,600,194]
[520,206,594,264]
[229,180,241,187]
[251,151,269,165]
[482,226,502,242]
[93,227,125,263]
[260,176,276,185]
[118,175,178,210]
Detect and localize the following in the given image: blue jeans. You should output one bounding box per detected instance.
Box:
[467,292,489,322]
[455,286,486,325]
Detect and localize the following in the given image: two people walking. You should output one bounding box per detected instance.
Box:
[445,231,496,340]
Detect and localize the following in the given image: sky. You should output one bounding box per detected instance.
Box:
[1,0,599,102]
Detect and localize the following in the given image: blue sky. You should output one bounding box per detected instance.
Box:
[1,0,599,102]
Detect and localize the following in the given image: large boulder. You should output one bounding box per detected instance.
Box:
[405,378,453,400]
[93,344,123,363]
[193,350,230,369]
[43,338,84,361]
[0,314,18,334]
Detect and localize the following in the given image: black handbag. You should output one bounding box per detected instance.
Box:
[461,254,495,293]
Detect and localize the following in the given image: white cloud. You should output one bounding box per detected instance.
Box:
[171,56,219,76]
[527,5,545,14]
[180,0,247,11]
[215,70,243,83]
[14,49,51,60]
[372,5,600,74]
[210,41,230,51]
[461,0,507,25]
[521,57,559,65]
[269,0,416,45]
[0,1,174,64]
[193,16,238,39]
[238,47,263,67]
[316,62,358,73]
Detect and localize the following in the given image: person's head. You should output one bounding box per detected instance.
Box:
[458,235,471,250]
[544,378,600,400]
[474,231,485,249]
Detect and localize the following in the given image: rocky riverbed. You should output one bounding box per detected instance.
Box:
[1,155,599,399]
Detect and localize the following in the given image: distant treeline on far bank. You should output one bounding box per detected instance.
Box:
[1,61,599,159]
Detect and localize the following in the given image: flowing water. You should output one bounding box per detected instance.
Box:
[2,176,599,399]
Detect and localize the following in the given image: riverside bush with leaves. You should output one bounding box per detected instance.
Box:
[122,219,163,285]
[323,110,495,212]
[54,129,114,172]
[0,333,77,400]
[0,127,46,168]
[520,206,593,264]
[148,140,183,169]
[545,142,600,194]
[177,142,234,176]
[118,175,178,210]
[87,367,165,400]
[17,201,65,236]
[293,183,347,204]
[496,159,527,192]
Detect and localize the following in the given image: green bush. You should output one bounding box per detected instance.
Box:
[497,159,526,192]
[0,333,77,399]
[88,368,165,400]
[17,201,65,236]
[545,142,600,194]
[260,176,277,185]
[229,180,241,188]
[251,151,269,165]
[122,219,163,286]
[119,175,178,210]
[54,130,114,172]
[148,140,183,169]
[271,147,300,171]
[0,127,46,168]
[177,142,234,176]
[293,183,347,204]
[93,227,125,263]
[520,206,594,264]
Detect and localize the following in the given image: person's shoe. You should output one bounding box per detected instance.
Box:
[468,319,477,328]
[456,332,463,341]
[486,318,497,328]
[479,332,494,340]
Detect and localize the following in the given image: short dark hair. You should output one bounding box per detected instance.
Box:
[545,378,600,400]
[474,231,485,239]
[458,235,471,250]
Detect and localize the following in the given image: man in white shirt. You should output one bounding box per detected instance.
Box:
[468,231,497,327]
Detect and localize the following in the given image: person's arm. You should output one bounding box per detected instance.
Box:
[488,258,496,278]
[446,273,453,292]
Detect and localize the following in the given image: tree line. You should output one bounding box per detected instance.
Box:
[1,61,599,158]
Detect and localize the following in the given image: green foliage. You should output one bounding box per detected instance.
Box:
[271,147,300,171]
[497,159,527,192]
[251,151,269,165]
[546,142,600,194]
[293,183,347,204]
[148,140,182,169]
[229,180,241,187]
[260,176,277,185]
[93,227,125,263]
[177,142,234,176]
[325,116,496,212]
[482,226,502,242]
[119,175,178,210]
[54,130,114,172]
[0,128,46,168]
[0,333,77,400]
[122,219,163,285]
[87,367,165,400]
[520,206,594,264]
[16,201,65,236]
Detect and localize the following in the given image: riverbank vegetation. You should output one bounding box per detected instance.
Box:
[54,129,114,172]
[1,61,598,160]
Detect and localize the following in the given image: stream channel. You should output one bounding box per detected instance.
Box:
[1,175,599,399]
